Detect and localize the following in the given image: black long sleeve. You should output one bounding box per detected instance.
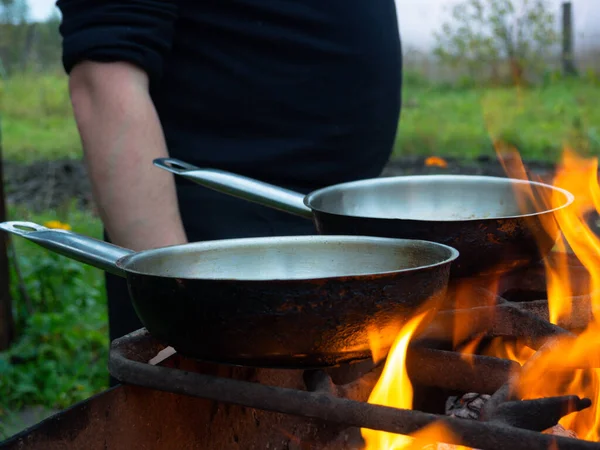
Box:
[54,0,402,192]
[56,0,179,84]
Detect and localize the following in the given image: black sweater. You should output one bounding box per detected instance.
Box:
[56,0,402,191]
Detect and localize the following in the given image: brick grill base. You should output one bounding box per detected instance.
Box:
[0,356,374,450]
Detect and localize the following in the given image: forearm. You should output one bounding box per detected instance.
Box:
[69,62,187,251]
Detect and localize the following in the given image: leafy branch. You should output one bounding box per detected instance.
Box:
[433,0,559,86]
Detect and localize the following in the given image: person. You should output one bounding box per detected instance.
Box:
[56,0,403,384]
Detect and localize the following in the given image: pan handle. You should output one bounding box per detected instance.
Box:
[0,221,133,277]
[153,158,314,219]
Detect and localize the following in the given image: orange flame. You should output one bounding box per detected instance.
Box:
[457,333,485,365]
[362,142,600,446]
[368,322,407,366]
[494,145,600,441]
[362,311,430,449]
[481,337,535,366]
[403,422,469,450]
[449,278,500,359]
[551,150,600,319]
[361,310,471,449]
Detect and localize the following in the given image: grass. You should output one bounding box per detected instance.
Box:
[397,79,600,160]
[1,72,599,163]
[0,72,82,162]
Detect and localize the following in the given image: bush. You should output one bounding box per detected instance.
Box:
[433,0,559,86]
[0,207,106,431]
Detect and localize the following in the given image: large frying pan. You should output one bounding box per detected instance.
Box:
[0,221,458,368]
[154,158,574,278]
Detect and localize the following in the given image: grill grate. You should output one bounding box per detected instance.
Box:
[109,254,600,450]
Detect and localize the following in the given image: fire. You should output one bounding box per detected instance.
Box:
[545,238,573,324]
[362,143,600,447]
[403,422,467,450]
[361,311,429,449]
[551,150,600,319]
[362,310,470,449]
[449,279,500,361]
[457,333,485,365]
[494,145,600,441]
[368,322,408,365]
[481,337,535,366]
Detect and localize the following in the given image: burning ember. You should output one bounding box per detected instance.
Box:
[424,156,449,168]
[360,146,600,448]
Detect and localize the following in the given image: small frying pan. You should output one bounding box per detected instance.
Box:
[0,221,458,368]
[154,158,574,278]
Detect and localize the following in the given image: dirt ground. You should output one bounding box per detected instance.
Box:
[2,156,557,212]
[3,159,93,212]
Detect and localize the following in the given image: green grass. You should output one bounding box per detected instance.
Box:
[0,73,82,162]
[1,72,599,163]
[396,80,600,160]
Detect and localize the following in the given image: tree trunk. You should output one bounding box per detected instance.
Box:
[0,117,14,350]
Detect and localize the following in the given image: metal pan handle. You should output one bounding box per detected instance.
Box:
[0,221,133,277]
[154,158,313,219]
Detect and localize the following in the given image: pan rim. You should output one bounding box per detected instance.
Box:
[303,174,575,222]
[116,235,460,281]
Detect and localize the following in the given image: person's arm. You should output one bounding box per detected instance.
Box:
[56,0,186,250]
[69,60,187,251]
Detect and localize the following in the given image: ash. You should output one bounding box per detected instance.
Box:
[439,393,578,449]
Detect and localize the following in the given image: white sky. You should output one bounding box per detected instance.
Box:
[27,0,600,52]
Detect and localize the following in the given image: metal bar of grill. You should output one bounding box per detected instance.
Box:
[109,330,600,450]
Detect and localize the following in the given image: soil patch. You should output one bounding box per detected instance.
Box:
[382,154,555,178]
[1,406,58,441]
[3,159,93,212]
[1,156,557,212]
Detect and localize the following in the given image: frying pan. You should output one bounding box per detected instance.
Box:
[0,221,458,368]
[154,158,575,278]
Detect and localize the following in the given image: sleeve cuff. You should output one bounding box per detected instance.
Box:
[57,0,179,84]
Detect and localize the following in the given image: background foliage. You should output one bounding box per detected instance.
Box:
[0,207,106,439]
[433,0,559,86]
[0,0,62,75]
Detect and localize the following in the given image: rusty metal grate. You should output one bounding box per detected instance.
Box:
[109,267,600,450]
